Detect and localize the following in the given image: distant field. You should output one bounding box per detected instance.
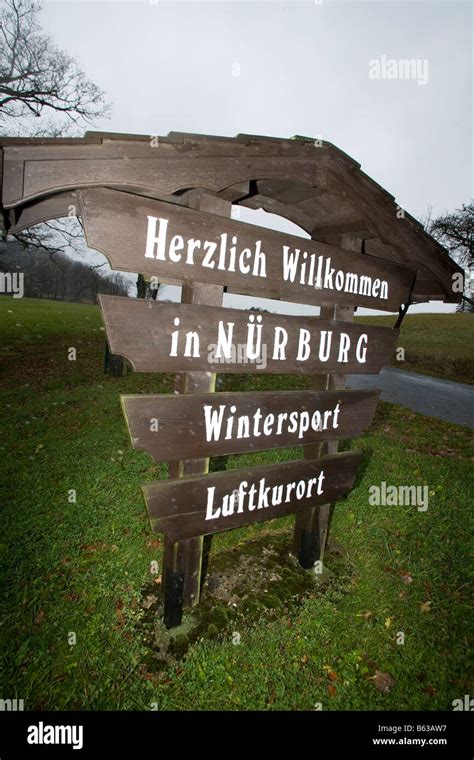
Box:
[355,312,473,385]
[0,296,472,711]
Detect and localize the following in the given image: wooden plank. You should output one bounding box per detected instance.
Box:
[80,187,416,311]
[293,304,356,568]
[163,190,232,616]
[161,538,185,629]
[121,388,380,461]
[1,135,462,303]
[98,295,399,375]
[143,450,363,542]
[293,234,360,568]
[7,191,80,233]
[3,148,323,207]
[218,181,250,202]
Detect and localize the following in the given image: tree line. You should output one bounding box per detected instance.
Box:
[0,241,130,302]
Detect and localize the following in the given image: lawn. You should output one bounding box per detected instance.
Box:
[0,296,472,711]
[355,312,473,384]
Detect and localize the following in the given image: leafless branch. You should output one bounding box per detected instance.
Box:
[0,0,111,137]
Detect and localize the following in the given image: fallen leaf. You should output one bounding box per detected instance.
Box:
[115,599,125,626]
[81,543,108,555]
[327,684,337,697]
[420,601,432,613]
[372,670,395,693]
[146,538,162,549]
[143,594,158,610]
[363,610,373,620]
[34,609,45,626]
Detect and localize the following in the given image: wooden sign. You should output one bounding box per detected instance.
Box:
[99,295,399,375]
[1,135,438,632]
[80,187,416,311]
[122,389,380,461]
[143,450,363,542]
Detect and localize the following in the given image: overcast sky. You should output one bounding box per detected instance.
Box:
[41,0,473,314]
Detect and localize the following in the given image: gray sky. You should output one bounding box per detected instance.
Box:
[41,0,473,313]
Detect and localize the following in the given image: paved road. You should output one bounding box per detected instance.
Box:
[347,367,474,429]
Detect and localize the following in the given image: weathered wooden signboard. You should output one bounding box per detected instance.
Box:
[143,451,363,542]
[79,175,420,628]
[0,131,463,632]
[79,187,415,311]
[90,190,415,628]
[121,389,380,461]
[99,296,399,374]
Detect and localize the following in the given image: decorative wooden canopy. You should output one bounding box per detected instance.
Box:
[0,130,462,304]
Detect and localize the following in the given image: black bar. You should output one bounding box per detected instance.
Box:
[0,710,469,757]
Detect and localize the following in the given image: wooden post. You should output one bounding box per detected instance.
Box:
[293,234,363,568]
[104,340,126,377]
[163,190,232,627]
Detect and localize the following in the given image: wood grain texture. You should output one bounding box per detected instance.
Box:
[79,187,415,312]
[162,190,232,610]
[293,236,359,566]
[1,133,462,304]
[121,388,380,461]
[5,148,323,206]
[143,450,363,542]
[98,295,399,375]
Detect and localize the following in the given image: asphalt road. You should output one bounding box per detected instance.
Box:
[347,367,474,429]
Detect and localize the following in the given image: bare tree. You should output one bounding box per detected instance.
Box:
[427,202,473,269]
[0,0,111,263]
[427,202,473,312]
[0,0,110,135]
[0,239,130,300]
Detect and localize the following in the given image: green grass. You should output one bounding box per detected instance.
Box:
[355,312,474,384]
[0,297,472,711]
